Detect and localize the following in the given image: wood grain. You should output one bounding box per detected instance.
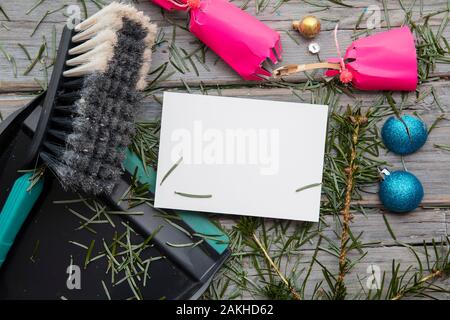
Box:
[236,245,450,299]
[0,0,449,299]
[1,0,450,91]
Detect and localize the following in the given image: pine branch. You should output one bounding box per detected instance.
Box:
[251,233,301,300]
[334,112,369,298]
[391,269,444,300]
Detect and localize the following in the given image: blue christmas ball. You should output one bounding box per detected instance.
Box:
[381,115,427,155]
[379,170,424,213]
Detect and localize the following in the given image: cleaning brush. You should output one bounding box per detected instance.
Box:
[38,3,156,195]
[0,1,157,264]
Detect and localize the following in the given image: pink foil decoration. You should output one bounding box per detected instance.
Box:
[326,27,418,91]
[150,0,282,80]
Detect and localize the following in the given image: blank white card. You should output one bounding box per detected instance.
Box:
[154,92,328,222]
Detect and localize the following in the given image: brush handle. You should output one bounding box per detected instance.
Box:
[0,173,44,267]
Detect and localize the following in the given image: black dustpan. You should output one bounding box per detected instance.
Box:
[0,97,230,300]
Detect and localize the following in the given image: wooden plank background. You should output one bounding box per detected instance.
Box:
[0,0,449,299]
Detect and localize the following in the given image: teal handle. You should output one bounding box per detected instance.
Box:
[0,173,44,267]
[123,149,229,254]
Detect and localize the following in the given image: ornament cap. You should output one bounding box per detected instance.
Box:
[292,21,301,30]
[378,167,391,180]
[308,42,321,54]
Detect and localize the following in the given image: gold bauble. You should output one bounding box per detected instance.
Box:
[292,15,321,39]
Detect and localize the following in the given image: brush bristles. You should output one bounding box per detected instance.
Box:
[68,29,117,55]
[64,43,115,77]
[65,2,156,88]
[43,2,157,195]
[74,2,156,45]
[74,2,127,33]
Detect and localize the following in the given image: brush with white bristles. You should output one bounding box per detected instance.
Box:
[33,2,157,194]
[64,2,156,90]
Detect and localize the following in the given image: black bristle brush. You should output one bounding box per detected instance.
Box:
[0,1,156,267]
[39,2,155,194]
[0,2,230,298]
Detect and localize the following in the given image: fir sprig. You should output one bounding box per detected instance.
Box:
[130,120,161,169]
[404,9,450,82]
[365,239,450,300]
[335,111,369,298]
[0,5,10,21]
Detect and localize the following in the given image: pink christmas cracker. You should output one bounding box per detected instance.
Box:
[150,0,282,80]
[326,26,418,91]
[275,27,418,91]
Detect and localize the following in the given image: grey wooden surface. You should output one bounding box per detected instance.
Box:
[0,0,449,299]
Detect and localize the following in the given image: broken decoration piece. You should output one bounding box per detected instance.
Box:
[273,26,418,91]
[308,42,320,54]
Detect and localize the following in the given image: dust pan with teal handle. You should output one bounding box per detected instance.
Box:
[0,94,230,299]
[94,149,232,299]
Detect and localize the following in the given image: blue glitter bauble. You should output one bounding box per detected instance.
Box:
[379,170,424,213]
[381,115,427,155]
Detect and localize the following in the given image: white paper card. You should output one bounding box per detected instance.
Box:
[155,92,328,222]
